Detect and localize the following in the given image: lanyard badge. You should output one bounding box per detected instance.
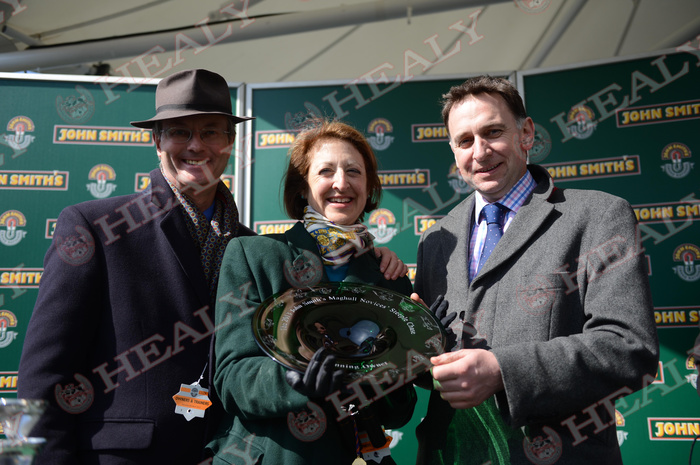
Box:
[173,383,212,421]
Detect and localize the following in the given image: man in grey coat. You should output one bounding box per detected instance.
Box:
[413,76,659,464]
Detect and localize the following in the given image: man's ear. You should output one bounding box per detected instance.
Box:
[154,130,162,152]
[520,117,535,151]
[224,134,236,154]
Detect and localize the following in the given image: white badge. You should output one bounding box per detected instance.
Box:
[172,383,212,421]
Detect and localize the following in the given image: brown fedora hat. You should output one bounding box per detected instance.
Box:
[130,69,254,128]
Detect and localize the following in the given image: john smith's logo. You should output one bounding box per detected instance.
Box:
[567,105,596,140]
[2,116,36,151]
[87,164,117,199]
[284,102,323,131]
[661,142,693,179]
[367,118,394,151]
[0,310,19,349]
[368,208,398,244]
[386,429,404,448]
[0,210,28,246]
[523,426,562,464]
[616,410,629,446]
[447,163,473,195]
[514,0,551,14]
[529,123,552,163]
[672,243,700,282]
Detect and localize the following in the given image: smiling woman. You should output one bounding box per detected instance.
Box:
[304,139,368,226]
[284,121,382,224]
[209,120,416,465]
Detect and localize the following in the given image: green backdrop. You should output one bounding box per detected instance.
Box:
[519,49,700,463]
[1,47,698,463]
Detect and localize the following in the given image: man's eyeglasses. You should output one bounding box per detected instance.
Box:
[161,127,231,146]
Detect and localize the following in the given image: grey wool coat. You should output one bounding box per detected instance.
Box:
[414,164,659,465]
[208,222,416,465]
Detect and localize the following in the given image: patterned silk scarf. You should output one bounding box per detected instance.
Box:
[162,169,239,302]
[303,205,374,267]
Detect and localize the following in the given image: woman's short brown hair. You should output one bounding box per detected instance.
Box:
[283,120,382,222]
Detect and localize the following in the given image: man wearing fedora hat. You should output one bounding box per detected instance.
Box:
[19,68,407,465]
[18,69,257,465]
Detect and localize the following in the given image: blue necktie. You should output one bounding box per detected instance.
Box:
[477,203,506,275]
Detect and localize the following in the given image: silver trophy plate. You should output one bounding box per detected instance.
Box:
[252,282,447,383]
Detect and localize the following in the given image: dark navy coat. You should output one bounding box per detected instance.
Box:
[18,169,254,464]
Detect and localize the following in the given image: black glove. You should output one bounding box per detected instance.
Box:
[431,295,458,351]
[285,348,344,398]
[431,294,454,327]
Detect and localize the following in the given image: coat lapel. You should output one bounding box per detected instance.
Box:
[149,169,210,306]
[441,195,476,298]
[482,198,554,274]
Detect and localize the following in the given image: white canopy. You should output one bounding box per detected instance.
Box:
[1,0,699,82]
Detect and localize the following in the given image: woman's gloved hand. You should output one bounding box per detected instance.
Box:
[431,295,457,351]
[285,348,344,398]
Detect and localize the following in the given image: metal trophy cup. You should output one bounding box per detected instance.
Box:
[0,398,47,465]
